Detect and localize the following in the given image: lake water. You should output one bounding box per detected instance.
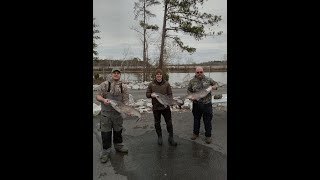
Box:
[168,72,227,85]
[98,72,227,85]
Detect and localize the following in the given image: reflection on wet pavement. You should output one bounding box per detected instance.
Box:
[107,131,227,180]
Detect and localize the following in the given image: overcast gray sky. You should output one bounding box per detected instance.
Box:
[93,0,227,64]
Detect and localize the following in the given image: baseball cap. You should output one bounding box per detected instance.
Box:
[111,67,121,73]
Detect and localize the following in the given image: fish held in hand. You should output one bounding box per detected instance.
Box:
[109,99,142,121]
[151,92,184,108]
[186,86,214,101]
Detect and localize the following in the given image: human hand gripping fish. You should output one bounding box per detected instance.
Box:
[186,85,215,101]
[151,92,184,108]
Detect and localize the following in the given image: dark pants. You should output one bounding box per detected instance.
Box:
[101,129,123,150]
[192,102,213,137]
[153,108,173,137]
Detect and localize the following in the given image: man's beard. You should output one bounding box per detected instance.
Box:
[197,75,204,79]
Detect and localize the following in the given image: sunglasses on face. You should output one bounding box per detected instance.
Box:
[196,71,203,74]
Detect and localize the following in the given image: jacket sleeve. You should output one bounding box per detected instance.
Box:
[96,81,108,99]
[146,83,152,98]
[167,82,173,99]
[187,80,193,94]
[122,84,130,105]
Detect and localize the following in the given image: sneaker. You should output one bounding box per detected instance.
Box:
[205,137,212,144]
[100,148,110,163]
[190,134,199,140]
[158,136,163,145]
[114,143,128,153]
[168,136,177,146]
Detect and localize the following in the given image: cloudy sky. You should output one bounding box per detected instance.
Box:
[93,0,227,64]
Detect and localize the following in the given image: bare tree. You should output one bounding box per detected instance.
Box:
[154,38,181,71]
[133,0,160,81]
[120,48,130,82]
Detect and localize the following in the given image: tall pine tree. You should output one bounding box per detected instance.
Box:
[93,18,101,60]
[158,0,222,70]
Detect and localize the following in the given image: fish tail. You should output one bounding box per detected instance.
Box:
[136,117,141,122]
